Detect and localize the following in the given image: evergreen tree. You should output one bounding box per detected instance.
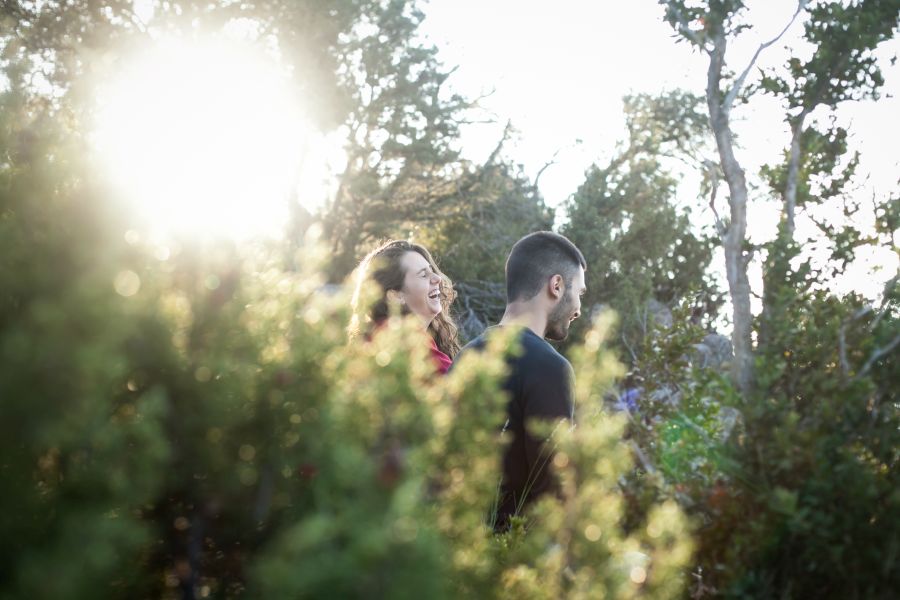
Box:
[562,91,719,359]
[418,146,555,340]
[648,1,900,595]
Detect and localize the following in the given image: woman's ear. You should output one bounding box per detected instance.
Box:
[386,289,405,305]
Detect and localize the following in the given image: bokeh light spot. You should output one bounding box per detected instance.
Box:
[194,366,212,382]
[375,350,392,367]
[114,270,141,297]
[239,444,256,461]
[584,524,602,541]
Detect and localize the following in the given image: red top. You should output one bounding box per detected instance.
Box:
[370,319,452,374]
[429,337,453,374]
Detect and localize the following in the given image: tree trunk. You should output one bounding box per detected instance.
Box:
[707,33,755,397]
[783,110,809,237]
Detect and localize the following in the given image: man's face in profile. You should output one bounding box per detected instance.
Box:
[545,266,586,341]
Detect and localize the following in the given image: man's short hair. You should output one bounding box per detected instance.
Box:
[506,231,586,303]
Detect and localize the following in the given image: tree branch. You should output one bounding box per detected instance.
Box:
[839,305,872,378]
[855,333,900,380]
[621,331,639,365]
[870,273,897,332]
[482,120,513,167]
[534,147,563,190]
[704,159,727,240]
[723,0,809,111]
[628,440,657,475]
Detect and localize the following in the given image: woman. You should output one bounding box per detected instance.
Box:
[350,240,460,373]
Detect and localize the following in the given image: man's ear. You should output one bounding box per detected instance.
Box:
[386,289,404,305]
[548,274,564,300]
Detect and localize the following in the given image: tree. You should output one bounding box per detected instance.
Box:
[319,0,479,280]
[659,0,800,395]
[2,0,475,282]
[649,1,900,595]
[758,0,900,236]
[417,127,555,340]
[562,91,719,360]
[755,0,900,351]
[0,82,171,598]
[1,0,362,121]
[659,0,900,396]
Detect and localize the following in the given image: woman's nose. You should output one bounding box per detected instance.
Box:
[430,273,441,284]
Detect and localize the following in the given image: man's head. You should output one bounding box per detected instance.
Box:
[505,231,587,341]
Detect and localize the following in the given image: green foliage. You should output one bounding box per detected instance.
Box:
[757,0,900,114]
[727,288,900,598]
[562,92,719,358]
[320,0,476,279]
[1,84,692,599]
[475,315,693,600]
[417,160,554,338]
[624,278,900,597]
[6,1,899,598]
[422,162,553,285]
[760,123,860,209]
[660,0,749,48]
[0,91,169,598]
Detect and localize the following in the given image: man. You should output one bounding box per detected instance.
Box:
[457,231,587,530]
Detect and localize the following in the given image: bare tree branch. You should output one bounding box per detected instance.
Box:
[534,147,563,190]
[783,108,809,236]
[723,0,809,111]
[621,331,639,365]
[855,333,900,380]
[838,325,850,377]
[870,273,898,332]
[629,440,657,475]
[704,158,728,240]
[839,305,873,378]
[485,120,513,167]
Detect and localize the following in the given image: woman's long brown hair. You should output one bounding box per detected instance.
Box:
[350,240,461,358]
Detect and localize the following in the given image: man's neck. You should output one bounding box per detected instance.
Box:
[499,303,547,339]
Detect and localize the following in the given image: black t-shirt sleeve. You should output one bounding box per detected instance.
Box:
[522,356,574,422]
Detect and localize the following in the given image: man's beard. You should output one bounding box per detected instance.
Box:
[545,293,575,341]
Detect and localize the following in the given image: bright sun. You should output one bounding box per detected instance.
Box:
[92,35,317,239]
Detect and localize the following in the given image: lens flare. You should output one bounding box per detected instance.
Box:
[91,35,318,239]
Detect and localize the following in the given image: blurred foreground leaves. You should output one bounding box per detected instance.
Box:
[0,100,691,599]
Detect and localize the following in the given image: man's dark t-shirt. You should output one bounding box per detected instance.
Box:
[457,326,575,530]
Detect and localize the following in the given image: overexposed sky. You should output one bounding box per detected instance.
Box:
[421,0,899,210]
[421,0,899,300]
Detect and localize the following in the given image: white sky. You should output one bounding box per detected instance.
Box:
[420,0,900,301]
[421,0,899,207]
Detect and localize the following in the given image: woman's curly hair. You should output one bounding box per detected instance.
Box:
[349,240,461,358]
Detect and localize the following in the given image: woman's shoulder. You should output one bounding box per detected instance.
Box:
[428,337,453,374]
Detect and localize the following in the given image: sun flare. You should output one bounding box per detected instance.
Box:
[91,36,318,239]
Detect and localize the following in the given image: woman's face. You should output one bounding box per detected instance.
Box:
[397,250,443,325]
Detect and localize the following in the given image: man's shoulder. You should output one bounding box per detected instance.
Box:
[459,332,489,354]
[457,328,572,373]
[519,330,571,369]
[452,333,489,371]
